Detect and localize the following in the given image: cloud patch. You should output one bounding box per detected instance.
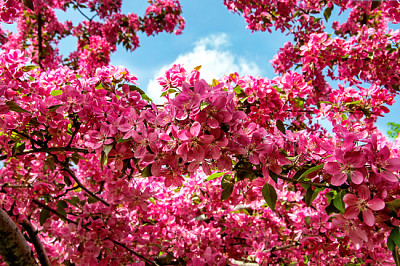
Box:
[146,33,261,103]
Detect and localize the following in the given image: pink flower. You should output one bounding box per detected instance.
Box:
[324,149,367,186]
[343,186,385,226]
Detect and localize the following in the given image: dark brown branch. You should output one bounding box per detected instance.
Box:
[0,147,90,161]
[266,242,301,253]
[21,219,51,266]
[60,164,110,206]
[0,208,38,265]
[32,200,77,225]
[67,120,80,148]
[110,239,159,266]
[236,167,331,188]
[37,13,44,69]
[276,174,331,188]
[31,201,156,265]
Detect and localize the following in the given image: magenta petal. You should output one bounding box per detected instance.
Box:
[331,172,347,186]
[362,209,375,226]
[324,162,342,175]
[249,153,259,165]
[368,198,385,211]
[200,135,214,144]
[190,122,201,136]
[118,124,133,132]
[351,170,363,184]
[385,158,400,172]
[343,205,360,219]
[207,117,219,129]
[358,185,370,200]
[381,171,398,182]
[193,146,205,161]
[343,194,358,205]
[178,130,190,141]
[352,226,368,243]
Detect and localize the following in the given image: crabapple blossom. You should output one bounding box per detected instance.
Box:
[0,0,400,265]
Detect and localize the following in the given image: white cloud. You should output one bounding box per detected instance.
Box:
[146,33,261,103]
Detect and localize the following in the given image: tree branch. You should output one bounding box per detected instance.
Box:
[0,147,90,161]
[110,239,159,266]
[60,164,110,206]
[32,199,77,225]
[31,201,156,265]
[37,12,44,69]
[276,174,331,188]
[0,208,38,265]
[21,218,51,266]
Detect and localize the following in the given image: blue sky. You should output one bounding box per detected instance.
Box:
[2,1,400,138]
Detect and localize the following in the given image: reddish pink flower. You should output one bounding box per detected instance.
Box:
[343,186,385,226]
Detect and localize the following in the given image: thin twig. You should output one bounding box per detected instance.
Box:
[32,199,77,225]
[236,167,331,188]
[110,239,159,266]
[67,119,80,148]
[37,12,44,69]
[266,242,301,253]
[31,200,157,265]
[60,165,110,206]
[276,174,331,188]
[0,147,89,161]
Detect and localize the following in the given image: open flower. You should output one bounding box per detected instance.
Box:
[343,186,385,226]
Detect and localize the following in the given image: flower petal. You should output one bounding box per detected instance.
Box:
[343,205,360,220]
[331,172,347,186]
[368,198,385,211]
[324,162,342,175]
[362,208,375,226]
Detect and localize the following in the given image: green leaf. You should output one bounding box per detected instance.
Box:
[100,151,107,166]
[262,183,277,210]
[6,101,31,113]
[388,227,400,251]
[88,196,99,204]
[333,190,346,213]
[149,197,156,204]
[142,164,153,177]
[116,138,131,143]
[39,208,50,226]
[57,200,68,209]
[298,164,325,180]
[276,120,286,134]
[56,203,67,217]
[103,144,113,157]
[95,83,104,89]
[221,183,234,201]
[386,199,400,212]
[268,170,279,183]
[205,172,226,182]
[21,65,37,72]
[50,90,63,96]
[71,152,87,165]
[305,216,311,225]
[324,5,333,22]
[221,174,232,190]
[47,104,63,112]
[65,196,80,207]
[304,187,321,207]
[234,85,243,95]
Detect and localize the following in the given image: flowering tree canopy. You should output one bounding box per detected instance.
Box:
[0,0,400,265]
